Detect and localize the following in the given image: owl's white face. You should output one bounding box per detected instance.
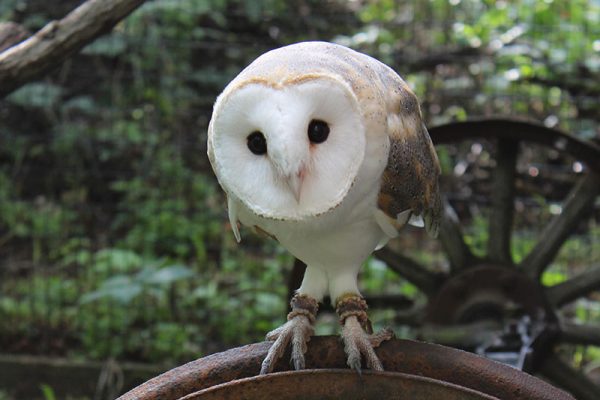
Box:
[210,77,366,220]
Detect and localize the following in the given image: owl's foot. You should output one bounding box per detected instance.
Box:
[337,295,394,372]
[260,293,318,375]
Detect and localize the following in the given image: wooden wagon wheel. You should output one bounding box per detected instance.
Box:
[285,118,600,399]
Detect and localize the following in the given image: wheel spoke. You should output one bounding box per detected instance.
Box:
[438,199,477,273]
[394,305,427,327]
[546,265,600,307]
[538,353,600,400]
[558,321,600,347]
[523,171,600,279]
[418,320,501,348]
[374,247,442,298]
[487,138,519,265]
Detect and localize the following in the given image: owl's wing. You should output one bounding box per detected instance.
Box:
[375,93,441,239]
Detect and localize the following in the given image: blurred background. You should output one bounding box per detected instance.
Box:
[0,0,598,399]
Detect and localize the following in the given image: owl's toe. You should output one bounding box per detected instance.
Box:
[341,315,388,372]
[260,294,317,375]
[337,295,393,372]
[369,326,395,347]
[260,314,313,374]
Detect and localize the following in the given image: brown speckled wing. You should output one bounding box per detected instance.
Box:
[377,88,441,238]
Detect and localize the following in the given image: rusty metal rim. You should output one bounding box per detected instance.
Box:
[428,117,600,171]
[180,369,501,400]
[117,337,574,400]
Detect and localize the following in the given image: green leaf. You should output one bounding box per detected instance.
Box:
[82,34,128,57]
[93,249,143,273]
[145,265,195,285]
[7,83,63,108]
[81,276,142,304]
[40,384,56,400]
[541,270,567,286]
[192,282,218,299]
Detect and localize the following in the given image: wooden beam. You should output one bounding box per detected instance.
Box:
[0,354,165,399]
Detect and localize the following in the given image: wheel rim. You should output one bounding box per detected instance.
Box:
[117,336,572,400]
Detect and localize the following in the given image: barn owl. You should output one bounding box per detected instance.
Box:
[207,41,441,374]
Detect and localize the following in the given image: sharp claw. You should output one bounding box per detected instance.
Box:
[347,352,361,371]
[366,353,384,371]
[260,359,270,375]
[260,314,313,374]
[341,316,393,373]
[349,356,362,376]
[292,353,305,370]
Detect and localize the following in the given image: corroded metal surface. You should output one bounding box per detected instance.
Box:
[118,337,574,400]
[182,370,499,400]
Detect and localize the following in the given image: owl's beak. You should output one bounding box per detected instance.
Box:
[286,167,305,203]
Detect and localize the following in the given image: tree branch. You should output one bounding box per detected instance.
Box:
[0,0,147,98]
[0,22,29,53]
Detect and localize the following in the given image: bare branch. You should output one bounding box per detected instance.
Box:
[0,22,29,53]
[0,0,147,98]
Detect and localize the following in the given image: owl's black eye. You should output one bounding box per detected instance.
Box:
[308,119,330,144]
[247,131,267,155]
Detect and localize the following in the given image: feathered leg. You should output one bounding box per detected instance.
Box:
[260,293,318,374]
[336,294,394,372]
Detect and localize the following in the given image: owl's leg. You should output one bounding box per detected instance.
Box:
[260,266,325,375]
[329,271,393,372]
[336,294,393,372]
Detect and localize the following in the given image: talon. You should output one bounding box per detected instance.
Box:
[347,348,361,371]
[260,359,271,375]
[260,294,317,374]
[337,295,393,372]
[369,327,395,347]
[292,352,305,370]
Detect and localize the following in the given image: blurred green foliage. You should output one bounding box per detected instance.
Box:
[0,0,598,374]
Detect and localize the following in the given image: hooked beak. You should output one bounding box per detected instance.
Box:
[285,167,305,203]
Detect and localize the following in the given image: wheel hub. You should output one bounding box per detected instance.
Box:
[425,265,548,325]
[423,265,553,370]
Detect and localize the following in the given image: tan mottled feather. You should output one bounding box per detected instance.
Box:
[375,68,441,238]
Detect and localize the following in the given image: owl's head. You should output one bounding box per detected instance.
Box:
[208,73,365,220]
